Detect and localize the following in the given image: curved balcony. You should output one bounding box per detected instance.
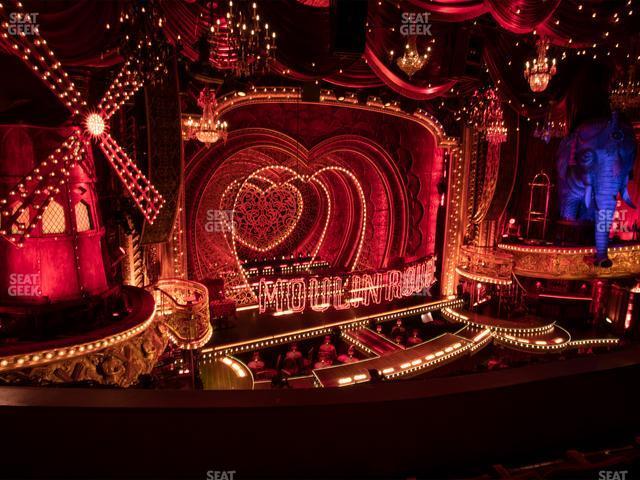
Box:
[456,246,513,285]
[498,242,640,280]
[152,279,212,350]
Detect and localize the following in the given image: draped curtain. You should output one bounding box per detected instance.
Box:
[5,1,637,112]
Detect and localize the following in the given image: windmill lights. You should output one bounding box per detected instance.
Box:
[0,0,165,245]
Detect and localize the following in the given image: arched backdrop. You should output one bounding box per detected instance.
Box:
[184,99,447,304]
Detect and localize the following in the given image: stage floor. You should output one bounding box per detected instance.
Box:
[202,295,462,357]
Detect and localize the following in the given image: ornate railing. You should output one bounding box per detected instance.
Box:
[498,242,640,279]
[456,245,514,285]
[151,279,212,350]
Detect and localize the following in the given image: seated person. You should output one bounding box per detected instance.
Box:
[390,319,406,340]
[281,356,299,376]
[286,343,303,366]
[337,345,358,364]
[406,329,423,346]
[318,335,337,363]
[247,351,265,372]
[286,343,302,360]
[503,217,520,240]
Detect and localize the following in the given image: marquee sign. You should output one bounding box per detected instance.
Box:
[258,258,436,314]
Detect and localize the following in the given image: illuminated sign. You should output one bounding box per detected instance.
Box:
[258,258,436,314]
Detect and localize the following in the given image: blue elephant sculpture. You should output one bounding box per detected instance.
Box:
[557,111,637,267]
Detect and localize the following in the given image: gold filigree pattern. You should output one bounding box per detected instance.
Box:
[499,243,640,279]
[457,245,514,284]
[0,323,167,387]
[153,279,212,350]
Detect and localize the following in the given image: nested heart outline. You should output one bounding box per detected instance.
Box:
[229,165,367,299]
[218,174,320,254]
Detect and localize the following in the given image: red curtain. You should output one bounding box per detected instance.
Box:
[6,0,637,112]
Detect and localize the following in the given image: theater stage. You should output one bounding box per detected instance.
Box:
[202,295,463,358]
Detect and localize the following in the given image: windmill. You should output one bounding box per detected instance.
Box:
[0,2,165,248]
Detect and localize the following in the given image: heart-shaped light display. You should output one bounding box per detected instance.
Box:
[226,165,367,302]
[233,182,304,252]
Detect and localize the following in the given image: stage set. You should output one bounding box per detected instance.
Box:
[1,0,640,478]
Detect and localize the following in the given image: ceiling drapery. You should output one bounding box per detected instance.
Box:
[4,1,638,116]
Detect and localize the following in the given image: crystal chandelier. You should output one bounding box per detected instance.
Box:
[533,112,567,143]
[610,66,640,111]
[396,36,430,77]
[116,0,171,85]
[468,88,508,144]
[182,89,228,146]
[524,36,557,93]
[211,1,276,77]
[485,122,508,144]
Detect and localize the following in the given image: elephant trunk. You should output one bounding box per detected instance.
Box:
[594,193,618,267]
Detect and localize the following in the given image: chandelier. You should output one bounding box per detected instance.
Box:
[468,88,508,144]
[485,123,508,144]
[210,1,276,77]
[610,66,640,111]
[524,36,557,93]
[116,0,171,85]
[533,111,567,143]
[182,89,228,146]
[396,36,430,77]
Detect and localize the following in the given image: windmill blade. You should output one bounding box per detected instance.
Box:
[97,132,164,224]
[0,2,86,114]
[98,58,144,121]
[0,132,83,246]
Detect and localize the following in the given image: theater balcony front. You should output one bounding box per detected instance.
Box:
[1,1,640,478]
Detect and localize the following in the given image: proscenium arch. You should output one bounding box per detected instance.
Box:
[184,93,450,284]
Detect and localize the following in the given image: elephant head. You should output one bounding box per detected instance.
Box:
[557,111,637,267]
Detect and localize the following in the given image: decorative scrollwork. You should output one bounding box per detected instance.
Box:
[233,182,303,252]
[499,243,640,279]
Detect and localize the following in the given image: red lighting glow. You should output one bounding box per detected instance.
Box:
[258,258,436,314]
